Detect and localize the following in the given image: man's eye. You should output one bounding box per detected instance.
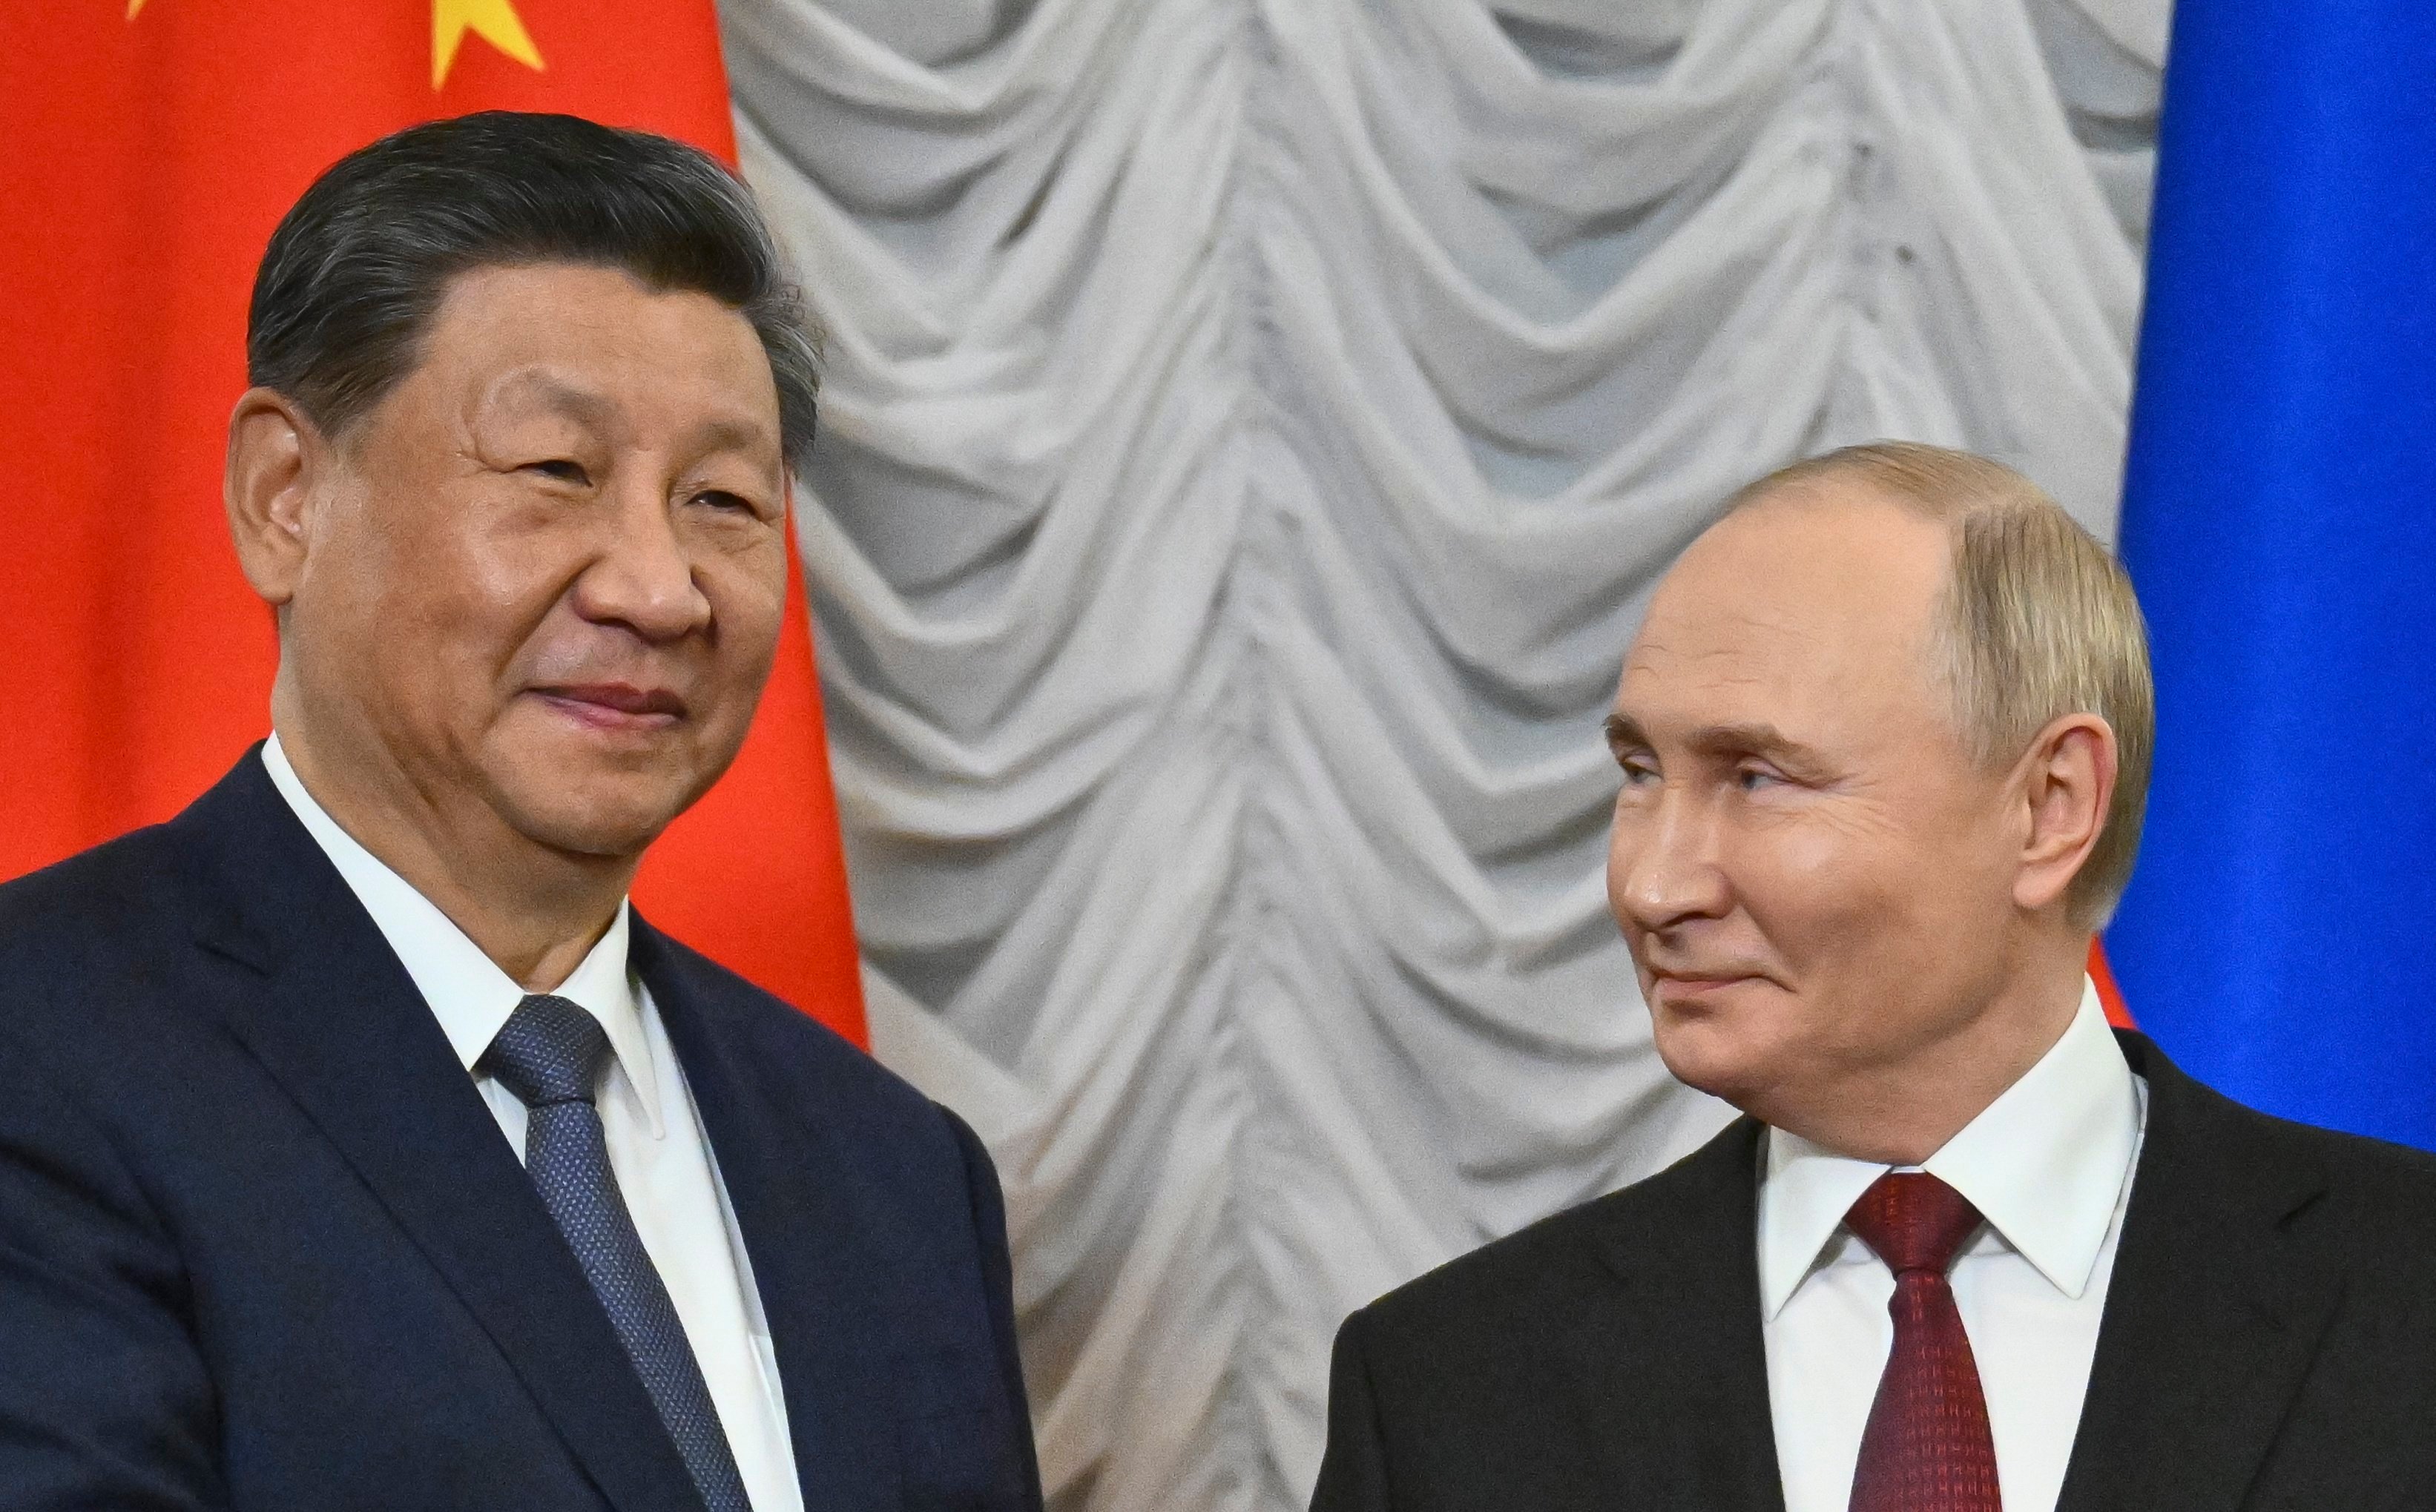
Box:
[1736,766,1781,792]
[1618,757,1659,785]
[694,490,757,514]
[526,459,589,485]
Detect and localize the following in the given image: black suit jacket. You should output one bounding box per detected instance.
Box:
[1312,1032,2436,1511]
[0,752,1044,1512]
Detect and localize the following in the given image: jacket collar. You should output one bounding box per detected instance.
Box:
[632,920,903,1511]
[2054,1030,2340,1512]
[1549,1027,2334,1512]
[258,734,665,1135]
[1759,979,2143,1315]
[1568,1118,1788,1511]
[177,750,714,1512]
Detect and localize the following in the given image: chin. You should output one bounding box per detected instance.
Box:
[497,772,701,859]
[1649,1013,1781,1109]
[484,715,737,858]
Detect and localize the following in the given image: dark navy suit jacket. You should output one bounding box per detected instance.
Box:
[1311,1033,2436,1511]
[0,751,1043,1512]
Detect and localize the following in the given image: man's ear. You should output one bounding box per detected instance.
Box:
[2012,712,2119,914]
[223,388,330,611]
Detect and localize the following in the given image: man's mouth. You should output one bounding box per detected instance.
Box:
[532,682,688,730]
[1645,968,1767,1006]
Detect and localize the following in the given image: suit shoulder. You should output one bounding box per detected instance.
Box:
[640,928,947,1135]
[2236,1095,2436,1206]
[0,823,200,1024]
[2140,1055,2436,1285]
[0,822,191,945]
[1363,1123,1753,1341]
[2166,1057,2436,1192]
[0,824,221,1119]
[1377,1195,1622,1322]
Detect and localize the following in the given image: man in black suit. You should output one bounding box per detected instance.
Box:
[0,113,1041,1511]
[1311,443,2436,1511]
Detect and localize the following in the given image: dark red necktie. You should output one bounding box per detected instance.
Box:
[1842,1172,2001,1512]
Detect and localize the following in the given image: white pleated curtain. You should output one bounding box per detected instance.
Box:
[717,1,2167,1507]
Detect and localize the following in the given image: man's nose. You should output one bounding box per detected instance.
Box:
[1609,788,1733,932]
[576,483,713,644]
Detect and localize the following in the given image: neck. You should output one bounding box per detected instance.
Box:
[1760,948,2088,1166]
[273,704,636,993]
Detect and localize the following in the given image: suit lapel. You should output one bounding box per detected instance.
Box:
[1552,1039,2340,1512]
[1566,1120,1787,1512]
[183,754,705,1512]
[2055,1033,2341,1512]
[639,922,901,1512]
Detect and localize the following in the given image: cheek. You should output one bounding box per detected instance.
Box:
[355,498,577,713]
[1722,805,1922,972]
[701,541,789,678]
[398,532,555,655]
[303,493,469,661]
[1729,799,2015,1035]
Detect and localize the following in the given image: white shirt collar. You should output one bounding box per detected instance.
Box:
[1757,977,2140,1317]
[260,735,663,1135]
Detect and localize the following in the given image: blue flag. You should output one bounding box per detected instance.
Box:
[2107,2,2436,1146]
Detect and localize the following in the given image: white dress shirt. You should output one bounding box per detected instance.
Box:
[1759,979,2147,1512]
[263,736,803,1512]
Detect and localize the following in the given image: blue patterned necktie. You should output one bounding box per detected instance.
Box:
[481,994,752,1512]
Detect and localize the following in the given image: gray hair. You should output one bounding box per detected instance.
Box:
[1727,442,2154,928]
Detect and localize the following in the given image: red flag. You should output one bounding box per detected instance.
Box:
[2088,939,2133,1030]
[0,0,865,1043]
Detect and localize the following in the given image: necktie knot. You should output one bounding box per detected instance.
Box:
[1843,1172,1984,1277]
[1844,1170,2002,1511]
[481,994,611,1109]
[481,991,749,1510]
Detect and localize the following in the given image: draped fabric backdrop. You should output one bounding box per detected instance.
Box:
[720,0,2167,1506]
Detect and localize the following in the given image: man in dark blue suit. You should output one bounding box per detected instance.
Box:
[0,112,1041,1512]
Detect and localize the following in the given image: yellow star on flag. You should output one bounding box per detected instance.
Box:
[432,0,544,89]
[128,0,547,90]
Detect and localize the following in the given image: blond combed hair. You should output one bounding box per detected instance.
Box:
[1727,441,2155,928]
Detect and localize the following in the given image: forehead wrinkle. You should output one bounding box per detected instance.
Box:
[1662,587,1934,687]
[477,367,610,427]
[1622,615,1927,745]
[1641,581,1836,655]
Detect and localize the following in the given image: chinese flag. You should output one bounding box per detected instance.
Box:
[0,0,865,1044]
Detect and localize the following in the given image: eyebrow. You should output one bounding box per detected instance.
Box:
[489,373,774,458]
[492,371,612,426]
[1603,713,1834,773]
[685,415,777,458]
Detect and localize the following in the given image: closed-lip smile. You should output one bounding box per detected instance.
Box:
[1647,968,1765,1004]
[533,682,687,728]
